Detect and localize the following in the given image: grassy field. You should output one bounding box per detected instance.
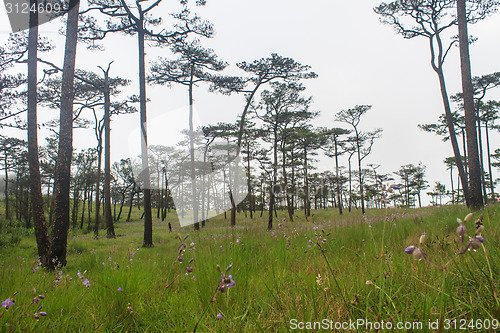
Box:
[0,204,499,332]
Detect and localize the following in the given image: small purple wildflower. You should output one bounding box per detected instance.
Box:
[190,242,195,247]
[216,313,223,320]
[313,227,318,230]
[227,275,236,288]
[39,312,47,316]
[77,271,82,278]
[236,239,240,243]
[1,298,14,309]
[117,287,122,292]
[404,246,415,254]
[82,278,90,287]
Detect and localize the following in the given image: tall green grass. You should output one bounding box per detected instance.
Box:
[0,204,498,332]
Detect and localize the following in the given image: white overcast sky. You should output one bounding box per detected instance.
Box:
[1,0,500,205]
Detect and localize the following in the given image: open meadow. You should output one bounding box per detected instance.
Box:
[0,204,499,332]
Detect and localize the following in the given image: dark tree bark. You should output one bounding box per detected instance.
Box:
[333,135,343,215]
[457,0,483,209]
[51,0,81,267]
[27,0,51,268]
[268,125,278,230]
[137,19,154,247]
[4,153,9,220]
[102,66,116,238]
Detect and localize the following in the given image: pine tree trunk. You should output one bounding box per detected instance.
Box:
[94,136,102,234]
[4,154,9,220]
[137,20,153,247]
[334,137,343,215]
[27,1,51,268]
[103,68,115,238]
[51,0,80,267]
[188,73,199,231]
[457,0,483,209]
[485,121,495,199]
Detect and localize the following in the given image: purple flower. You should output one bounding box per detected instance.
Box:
[1,298,14,309]
[216,313,223,320]
[236,239,240,243]
[82,278,90,287]
[469,236,485,251]
[117,287,122,292]
[77,271,82,278]
[190,242,195,247]
[39,312,47,316]
[313,227,318,230]
[404,246,415,254]
[227,275,236,288]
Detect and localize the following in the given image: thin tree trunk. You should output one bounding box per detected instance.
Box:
[281,143,293,221]
[188,72,199,231]
[138,19,153,247]
[94,141,102,234]
[4,154,9,220]
[485,121,495,199]
[103,67,115,238]
[247,140,254,219]
[126,188,136,222]
[304,147,310,217]
[268,128,278,230]
[450,167,455,204]
[355,130,365,214]
[80,188,86,228]
[334,137,342,215]
[477,118,487,200]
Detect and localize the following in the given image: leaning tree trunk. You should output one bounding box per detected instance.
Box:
[232,87,260,227]
[51,0,80,267]
[27,0,51,268]
[430,31,470,206]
